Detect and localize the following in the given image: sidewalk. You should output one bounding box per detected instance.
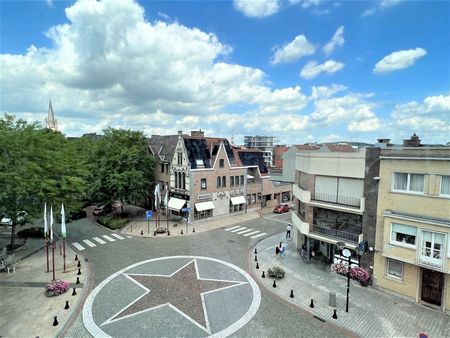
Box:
[121,211,261,237]
[250,233,450,338]
[0,238,88,338]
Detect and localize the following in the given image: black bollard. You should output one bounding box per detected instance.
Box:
[53,316,58,326]
[310,299,314,308]
[77,260,81,268]
[77,268,81,275]
[254,255,258,262]
[76,277,80,284]
[72,287,77,296]
[64,300,70,310]
[262,271,265,278]
[154,231,157,236]
[290,290,294,298]
[141,230,143,235]
[254,248,257,254]
[332,309,337,319]
[256,262,259,269]
[193,228,195,233]
[74,254,78,261]
[181,229,183,235]
[273,280,277,288]
[167,231,170,236]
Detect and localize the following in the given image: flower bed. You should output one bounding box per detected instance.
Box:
[45,280,70,297]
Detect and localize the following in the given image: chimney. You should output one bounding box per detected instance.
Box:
[191,129,205,138]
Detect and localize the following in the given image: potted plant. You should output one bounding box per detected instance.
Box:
[268,266,285,279]
[349,266,370,286]
[45,280,70,297]
[330,262,349,277]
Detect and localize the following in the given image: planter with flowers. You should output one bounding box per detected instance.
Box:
[45,280,70,297]
[349,266,370,286]
[330,262,349,277]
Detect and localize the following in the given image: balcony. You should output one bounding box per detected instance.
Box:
[311,223,361,243]
[312,192,361,207]
[417,248,446,271]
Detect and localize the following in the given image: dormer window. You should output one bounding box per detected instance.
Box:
[219,159,224,168]
[196,159,204,168]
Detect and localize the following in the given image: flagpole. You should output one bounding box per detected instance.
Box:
[44,203,49,273]
[63,239,66,272]
[61,203,67,272]
[50,205,55,281]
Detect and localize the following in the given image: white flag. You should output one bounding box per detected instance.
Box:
[61,203,66,239]
[44,203,48,238]
[50,205,54,243]
[154,184,160,210]
[164,184,168,210]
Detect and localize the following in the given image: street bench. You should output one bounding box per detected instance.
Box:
[0,255,18,274]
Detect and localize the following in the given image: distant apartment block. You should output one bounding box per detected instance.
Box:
[244,135,279,168]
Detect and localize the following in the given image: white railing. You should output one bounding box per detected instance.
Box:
[312,192,361,207]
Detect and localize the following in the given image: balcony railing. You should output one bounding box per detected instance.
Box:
[311,224,360,243]
[312,192,361,207]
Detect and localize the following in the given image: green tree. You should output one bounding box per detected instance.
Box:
[89,128,154,212]
[0,114,88,248]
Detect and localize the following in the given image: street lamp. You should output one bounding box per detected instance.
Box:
[337,241,351,313]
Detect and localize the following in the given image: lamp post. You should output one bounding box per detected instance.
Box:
[337,241,351,313]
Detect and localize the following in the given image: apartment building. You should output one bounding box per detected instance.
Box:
[373,146,450,312]
[149,130,291,223]
[244,135,279,167]
[291,145,379,271]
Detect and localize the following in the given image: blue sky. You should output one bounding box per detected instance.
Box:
[1,0,449,145]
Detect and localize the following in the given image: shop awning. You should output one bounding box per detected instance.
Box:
[247,174,254,179]
[195,201,215,212]
[230,196,247,205]
[168,197,186,211]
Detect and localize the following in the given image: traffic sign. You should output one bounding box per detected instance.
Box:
[146,210,153,219]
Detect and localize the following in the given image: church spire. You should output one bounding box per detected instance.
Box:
[45,100,58,132]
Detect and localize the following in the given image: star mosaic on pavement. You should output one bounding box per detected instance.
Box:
[101,259,247,332]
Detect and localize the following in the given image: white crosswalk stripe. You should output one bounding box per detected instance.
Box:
[230,227,246,233]
[243,230,260,237]
[236,228,254,235]
[102,235,116,242]
[126,236,132,238]
[83,239,96,247]
[72,242,85,251]
[111,233,125,240]
[250,232,267,239]
[92,237,106,244]
[225,225,241,231]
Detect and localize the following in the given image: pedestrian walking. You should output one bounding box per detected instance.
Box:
[275,245,280,258]
[279,242,285,258]
[286,224,291,239]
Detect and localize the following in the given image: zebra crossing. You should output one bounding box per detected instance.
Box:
[224,225,267,239]
[72,233,132,251]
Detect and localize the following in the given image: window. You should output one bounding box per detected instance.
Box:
[235,176,240,186]
[240,175,244,185]
[161,164,165,173]
[217,176,221,188]
[201,178,207,189]
[182,172,186,190]
[230,176,234,186]
[440,175,450,197]
[175,171,178,188]
[387,259,403,279]
[219,159,224,168]
[178,172,182,189]
[393,173,424,193]
[421,231,445,259]
[222,176,226,187]
[391,223,417,247]
[177,153,182,165]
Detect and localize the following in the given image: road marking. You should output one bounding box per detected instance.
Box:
[230,227,246,233]
[224,225,241,231]
[250,232,267,239]
[93,237,106,244]
[103,235,116,242]
[126,236,132,238]
[72,242,85,251]
[243,230,260,237]
[111,233,125,240]
[83,239,96,247]
[236,228,254,235]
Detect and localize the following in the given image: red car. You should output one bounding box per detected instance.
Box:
[273,204,290,213]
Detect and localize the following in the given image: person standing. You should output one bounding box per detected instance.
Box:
[275,245,280,258]
[286,224,291,239]
[280,242,285,258]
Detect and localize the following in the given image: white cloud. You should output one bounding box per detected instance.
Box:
[373,48,427,74]
[233,0,280,18]
[300,60,344,79]
[362,0,404,17]
[289,0,322,9]
[157,12,170,20]
[272,35,316,64]
[310,86,380,133]
[1,0,311,139]
[322,26,344,56]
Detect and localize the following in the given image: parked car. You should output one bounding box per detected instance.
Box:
[1,211,28,226]
[93,205,112,216]
[1,217,12,226]
[57,209,87,223]
[273,204,290,214]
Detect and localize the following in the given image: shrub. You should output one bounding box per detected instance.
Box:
[45,280,70,297]
[97,215,128,230]
[17,227,44,238]
[349,266,370,283]
[268,266,285,279]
